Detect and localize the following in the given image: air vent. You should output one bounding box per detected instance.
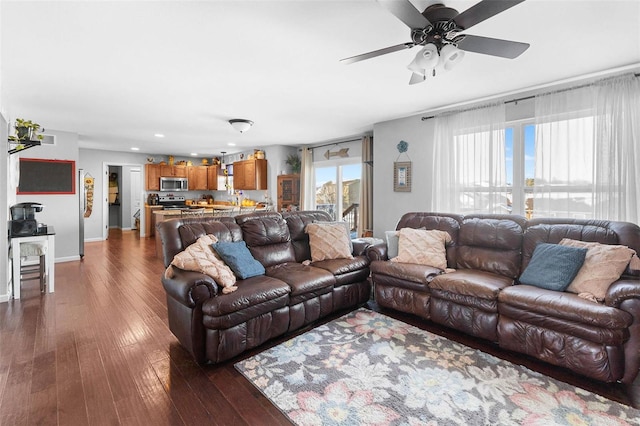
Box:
[40,134,56,145]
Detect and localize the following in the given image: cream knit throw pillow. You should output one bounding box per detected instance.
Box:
[391,228,451,270]
[559,238,637,301]
[306,222,354,262]
[165,234,238,294]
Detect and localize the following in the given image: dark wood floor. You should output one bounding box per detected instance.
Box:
[1,230,639,425]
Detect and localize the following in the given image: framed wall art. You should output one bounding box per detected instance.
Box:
[393,161,412,192]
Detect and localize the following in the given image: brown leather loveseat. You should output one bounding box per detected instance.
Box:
[369,212,640,384]
[157,210,371,365]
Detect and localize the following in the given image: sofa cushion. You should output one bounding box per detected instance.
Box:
[390,228,450,269]
[559,238,637,300]
[305,222,354,261]
[371,260,441,286]
[202,276,291,329]
[518,243,587,291]
[266,262,335,298]
[499,285,633,334]
[168,234,237,294]
[311,256,370,286]
[430,269,513,302]
[212,241,266,280]
[457,216,525,279]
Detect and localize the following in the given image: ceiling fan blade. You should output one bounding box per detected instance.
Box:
[456,35,529,59]
[453,0,525,31]
[376,0,432,29]
[340,42,415,64]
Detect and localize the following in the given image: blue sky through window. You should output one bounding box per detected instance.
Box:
[505,125,535,186]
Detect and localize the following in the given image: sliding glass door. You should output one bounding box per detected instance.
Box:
[314,161,361,237]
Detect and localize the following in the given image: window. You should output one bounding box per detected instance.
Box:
[504,123,535,217]
[313,160,361,237]
[507,117,595,219]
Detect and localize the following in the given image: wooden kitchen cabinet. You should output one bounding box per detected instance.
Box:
[207,165,219,190]
[188,166,209,190]
[145,164,162,191]
[160,164,187,177]
[144,205,163,237]
[233,159,267,190]
[277,174,300,212]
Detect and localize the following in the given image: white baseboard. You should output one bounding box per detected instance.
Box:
[55,255,81,263]
[84,237,104,243]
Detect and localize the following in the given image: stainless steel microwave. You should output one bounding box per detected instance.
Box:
[159,177,188,192]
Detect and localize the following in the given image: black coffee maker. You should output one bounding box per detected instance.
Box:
[10,202,44,236]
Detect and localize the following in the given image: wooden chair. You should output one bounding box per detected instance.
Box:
[17,242,47,292]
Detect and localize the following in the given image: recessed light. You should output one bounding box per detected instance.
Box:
[131,147,140,151]
[154,133,165,138]
[190,153,198,156]
[228,143,236,146]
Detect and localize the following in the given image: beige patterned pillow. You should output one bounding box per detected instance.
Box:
[391,228,451,269]
[305,222,354,262]
[166,234,238,294]
[559,238,636,300]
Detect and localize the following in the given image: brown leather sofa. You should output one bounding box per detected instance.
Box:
[369,212,640,384]
[157,211,371,365]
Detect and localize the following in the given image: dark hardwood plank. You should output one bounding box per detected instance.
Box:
[1,228,639,426]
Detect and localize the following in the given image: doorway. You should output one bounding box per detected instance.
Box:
[102,162,144,240]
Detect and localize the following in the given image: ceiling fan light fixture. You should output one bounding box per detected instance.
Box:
[440,44,465,71]
[229,119,254,133]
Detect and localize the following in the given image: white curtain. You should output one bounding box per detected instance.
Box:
[534,74,640,222]
[593,75,640,223]
[359,136,373,236]
[299,147,314,210]
[432,103,507,213]
[533,86,594,218]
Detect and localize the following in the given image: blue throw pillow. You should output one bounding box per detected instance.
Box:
[212,241,265,280]
[519,243,588,291]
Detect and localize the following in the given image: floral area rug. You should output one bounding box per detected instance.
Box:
[235,308,640,426]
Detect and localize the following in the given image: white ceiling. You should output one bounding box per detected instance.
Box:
[2,0,639,158]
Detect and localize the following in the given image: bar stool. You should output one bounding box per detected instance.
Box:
[17,242,47,292]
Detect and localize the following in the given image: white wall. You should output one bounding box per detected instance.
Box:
[371,98,537,237]
[79,148,149,240]
[1,113,9,302]
[372,114,435,237]
[15,130,80,262]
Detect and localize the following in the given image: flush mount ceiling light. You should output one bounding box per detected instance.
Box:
[229,119,254,133]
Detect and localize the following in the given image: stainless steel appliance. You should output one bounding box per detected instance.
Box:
[10,202,44,236]
[160,177,188,192]
[158,195,188,210]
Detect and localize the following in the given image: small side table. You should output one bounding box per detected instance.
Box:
[10,228,56,299]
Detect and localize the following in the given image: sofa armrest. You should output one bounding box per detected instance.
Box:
[605,277,640,308]
[365,242,388,262]
[161,267,221,308]
[352,239,370,256]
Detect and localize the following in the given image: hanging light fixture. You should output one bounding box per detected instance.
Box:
[220,151,226,168]
[407,42,465,84]
[229,119,254,133]
[440,44,465,71]
[407,43,439,76]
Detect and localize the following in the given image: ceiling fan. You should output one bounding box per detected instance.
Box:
[341,0,530,84]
